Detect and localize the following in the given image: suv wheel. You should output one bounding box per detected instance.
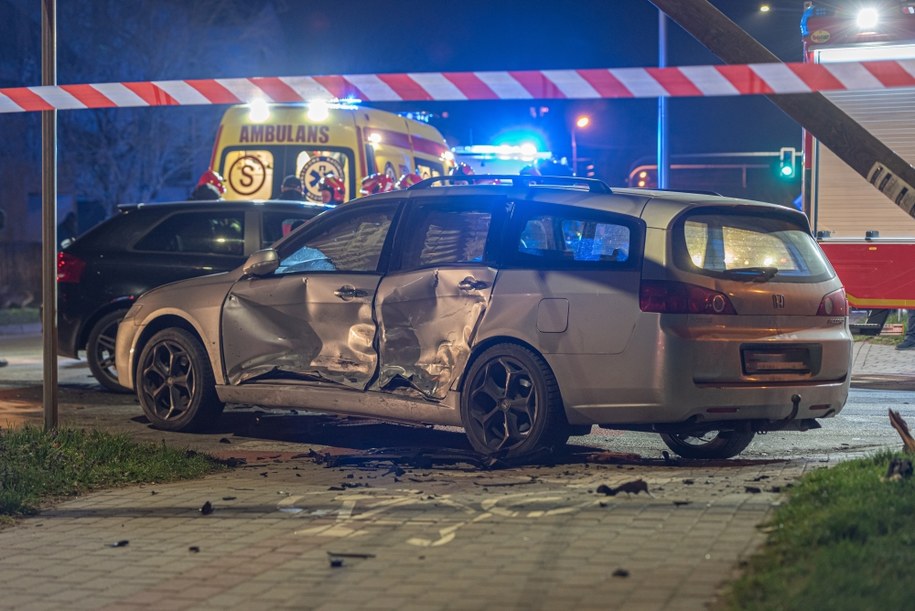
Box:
[660,430,755,459]
[87,310,131,393]
[460,343,569,460]
[136,328,223,432]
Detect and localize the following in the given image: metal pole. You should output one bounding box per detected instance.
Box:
[658,10,670,189]
[571,128,578,176]
[41,0,58,431]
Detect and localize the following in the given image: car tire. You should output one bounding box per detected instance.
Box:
[136,328,223,432]
[87,310,131,393]
[460,343,569,460]
[660,430,755,459]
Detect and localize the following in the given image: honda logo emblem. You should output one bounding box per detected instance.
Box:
[772,294,786,309]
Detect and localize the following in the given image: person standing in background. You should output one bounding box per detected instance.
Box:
[897,311,915,350]
[278,175,306,201]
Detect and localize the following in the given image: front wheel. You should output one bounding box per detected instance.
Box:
[460,343,569,460]
[87,310,131,393]
[136,328,223,432]
[660,430,755,459]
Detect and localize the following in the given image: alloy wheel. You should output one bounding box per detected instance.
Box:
[139,339,197,423]
[466,356,539,452]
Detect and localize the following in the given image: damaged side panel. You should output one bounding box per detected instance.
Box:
[373,267,497,399]
[221,273,381,388]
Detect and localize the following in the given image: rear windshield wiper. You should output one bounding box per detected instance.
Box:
[721,266,779,282]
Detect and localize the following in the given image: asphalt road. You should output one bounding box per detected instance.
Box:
[1,332,909,461]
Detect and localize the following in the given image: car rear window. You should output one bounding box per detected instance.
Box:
[519,215,630,263]
[505,204,639,269]
[674,211,833,283]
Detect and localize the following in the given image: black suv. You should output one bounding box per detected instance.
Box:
[58,199,330,391]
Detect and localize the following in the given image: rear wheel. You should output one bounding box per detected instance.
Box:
[136,328,223,432]
[660,430,755,459]
[460,343,569,460]
[87,310,130,393]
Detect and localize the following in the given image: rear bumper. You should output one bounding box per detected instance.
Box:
[562,378,848,426]
[547,314,853,426]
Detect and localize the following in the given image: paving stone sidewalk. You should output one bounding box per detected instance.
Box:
[852,340,915,376]
[0,450,827,611]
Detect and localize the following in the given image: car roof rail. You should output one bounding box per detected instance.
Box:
[407,174,613,194]
[627,187,723,197]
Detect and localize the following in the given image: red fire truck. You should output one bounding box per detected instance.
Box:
[801,2,915,330]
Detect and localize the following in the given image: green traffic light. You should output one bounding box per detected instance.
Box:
[777,147,796,179]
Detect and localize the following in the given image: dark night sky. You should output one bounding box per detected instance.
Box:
[7,0,808,186]
[273,0,807,183]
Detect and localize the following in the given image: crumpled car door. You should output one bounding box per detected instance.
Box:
[372,197,502,399]
[222,272,381,387]
[220,202,399,388]
[374,266,497,399]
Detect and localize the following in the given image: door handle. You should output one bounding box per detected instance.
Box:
[458,277,489,291]
[334,285,369,300]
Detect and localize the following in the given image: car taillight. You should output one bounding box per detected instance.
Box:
[639,280,737,315]
[816,288,848,316]
[57,252,86,284]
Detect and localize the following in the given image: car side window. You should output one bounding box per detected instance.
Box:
[134,212,245,255]
[276,206,396,274]
[398,202,493,269]
[513,209,634,267]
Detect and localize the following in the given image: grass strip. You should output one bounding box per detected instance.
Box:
[0,307,39,326]
[0,426,225,522]
[726,451,915,610]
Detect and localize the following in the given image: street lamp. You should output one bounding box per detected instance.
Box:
[571,115,590,176]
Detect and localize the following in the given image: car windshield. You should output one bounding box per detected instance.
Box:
[676,211,833,283]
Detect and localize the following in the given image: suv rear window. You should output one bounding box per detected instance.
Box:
[134,212,245,255]
[674,211,833,283]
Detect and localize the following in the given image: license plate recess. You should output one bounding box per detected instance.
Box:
[741,344,820,375]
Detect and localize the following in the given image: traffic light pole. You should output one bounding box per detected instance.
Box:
[649,0,915,217]
[657,10,670,189]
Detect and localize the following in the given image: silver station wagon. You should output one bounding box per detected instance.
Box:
[116,176,852,460]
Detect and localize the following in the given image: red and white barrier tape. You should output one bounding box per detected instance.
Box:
[2,59,915,113]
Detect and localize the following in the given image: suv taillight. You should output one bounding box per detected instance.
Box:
[816,288,848,316]
[57,252,86,284]
[639,280,737,315]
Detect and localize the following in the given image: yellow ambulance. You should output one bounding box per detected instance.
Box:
[209,102,455,203]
